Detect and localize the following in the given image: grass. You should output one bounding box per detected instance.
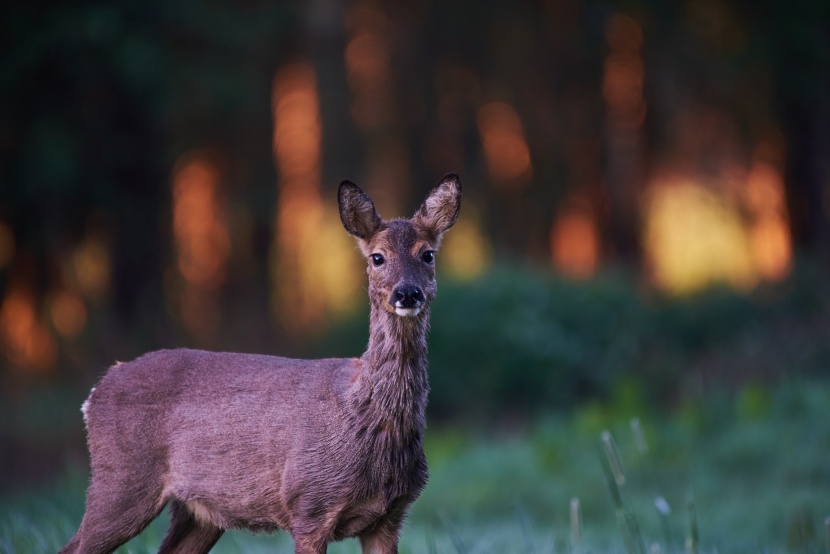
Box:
[2,379,829,553]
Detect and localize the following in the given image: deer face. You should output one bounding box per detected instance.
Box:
[339,174,462,317]
[362,219,436,317]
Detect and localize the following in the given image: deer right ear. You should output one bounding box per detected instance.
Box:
[413,173,462,235]
[338,181,382,240]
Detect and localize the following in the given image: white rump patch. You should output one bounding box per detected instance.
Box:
[81,386,96,425]
[187,500,218,526]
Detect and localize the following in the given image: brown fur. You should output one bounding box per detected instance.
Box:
[59,174,461,554]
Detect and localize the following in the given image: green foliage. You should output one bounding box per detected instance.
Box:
[427,267,648,421]
[316,263,829,424]
[3,381,829,552]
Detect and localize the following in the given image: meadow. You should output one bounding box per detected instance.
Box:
[2,266,829,553]
[2,378,829,553]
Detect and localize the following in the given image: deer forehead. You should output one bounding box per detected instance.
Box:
[368,220,434,257]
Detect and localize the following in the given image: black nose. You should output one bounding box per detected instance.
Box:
[390,285,425,308]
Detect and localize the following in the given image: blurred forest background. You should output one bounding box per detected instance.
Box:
[1,0,830,549]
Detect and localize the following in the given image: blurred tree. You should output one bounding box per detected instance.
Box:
[0,0,828,377]
[755,0,830,258]
[0,1,299,366]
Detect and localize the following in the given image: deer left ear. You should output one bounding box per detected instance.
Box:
[413,173,462,235]
[339,180,383,240]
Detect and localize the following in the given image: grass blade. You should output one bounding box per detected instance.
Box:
[440,513,467,554]
[570,497,582,548]
[686,497,698,554]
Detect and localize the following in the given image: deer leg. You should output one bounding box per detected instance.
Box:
[359,505,407,554]
[68,477,165,554]
[290,531,329,554]
[359,530,399,554]
[158,500,224,554]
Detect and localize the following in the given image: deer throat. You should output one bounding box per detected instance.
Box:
[359,305,430,433]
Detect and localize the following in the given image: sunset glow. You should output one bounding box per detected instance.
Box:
[0,283,57,372]
[644,177,756,293]
[442,211,492,281]
[551,200,600,279]
[477,101,533,187]
[744,156,791,280]
[171,151,230,341]
[72,237,111,302]
[50,289,87,340]
[272,63,360,330]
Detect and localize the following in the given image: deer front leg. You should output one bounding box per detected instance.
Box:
[291,533,328,554]
[359,503,408,554]
[360,530,399,554]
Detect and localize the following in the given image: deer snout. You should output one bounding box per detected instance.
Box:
[390,285,425,316]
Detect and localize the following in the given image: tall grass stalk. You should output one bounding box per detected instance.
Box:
[824,516,829,553]
[686,498,698,554]
[440,513,467,554]
[570,497,582,549]
[515,504,536,554]
[600,430,645,554]
[654,496,673,549]
[424,529,438,554]
[630,418,648,455]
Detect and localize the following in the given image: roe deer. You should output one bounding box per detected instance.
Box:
[59,174,462,554]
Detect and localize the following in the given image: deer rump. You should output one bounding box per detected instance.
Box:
[83,349,427,541]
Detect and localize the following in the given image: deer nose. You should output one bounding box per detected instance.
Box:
[390,285,425,309]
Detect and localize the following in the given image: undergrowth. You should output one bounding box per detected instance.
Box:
[2,380,829,553]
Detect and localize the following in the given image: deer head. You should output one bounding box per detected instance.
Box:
[338,174,462,317]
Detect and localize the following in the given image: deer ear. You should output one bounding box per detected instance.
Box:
[339,180,383,239]
[413,173,462,235]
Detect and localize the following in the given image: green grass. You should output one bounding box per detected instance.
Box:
[2,379,830,553]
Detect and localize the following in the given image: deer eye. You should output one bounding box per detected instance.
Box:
[421,250,435,264]
[371,253,385,266]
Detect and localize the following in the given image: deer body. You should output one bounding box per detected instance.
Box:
[60,175,461,554]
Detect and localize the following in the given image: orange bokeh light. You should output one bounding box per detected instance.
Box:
[172,153,230,289]
[477,101,533,187]
[50,289,88,340]
[171,151,230,341]
[744,157,791,281]
[273,62,363,330]
[0,283,57,372]
[551,202,600,279]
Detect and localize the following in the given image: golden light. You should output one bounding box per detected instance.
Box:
[0,283,57,372]
[172,153,230,289]
[441,211,492,281]
[272,62,360,331]
[171,151,230,341]
[643,178,757,294]
[477,101,533,187]
[50,289,87,340]
[744,157,791,280]
[551,199,600,279]
[72,237,111,301]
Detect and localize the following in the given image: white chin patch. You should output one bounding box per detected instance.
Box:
[394,306,421,317]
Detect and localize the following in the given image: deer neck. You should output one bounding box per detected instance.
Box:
[357,299,430,435]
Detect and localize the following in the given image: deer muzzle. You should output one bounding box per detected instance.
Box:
[389,285,425,317]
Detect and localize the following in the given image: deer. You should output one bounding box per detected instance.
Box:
[58,174,462,554]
